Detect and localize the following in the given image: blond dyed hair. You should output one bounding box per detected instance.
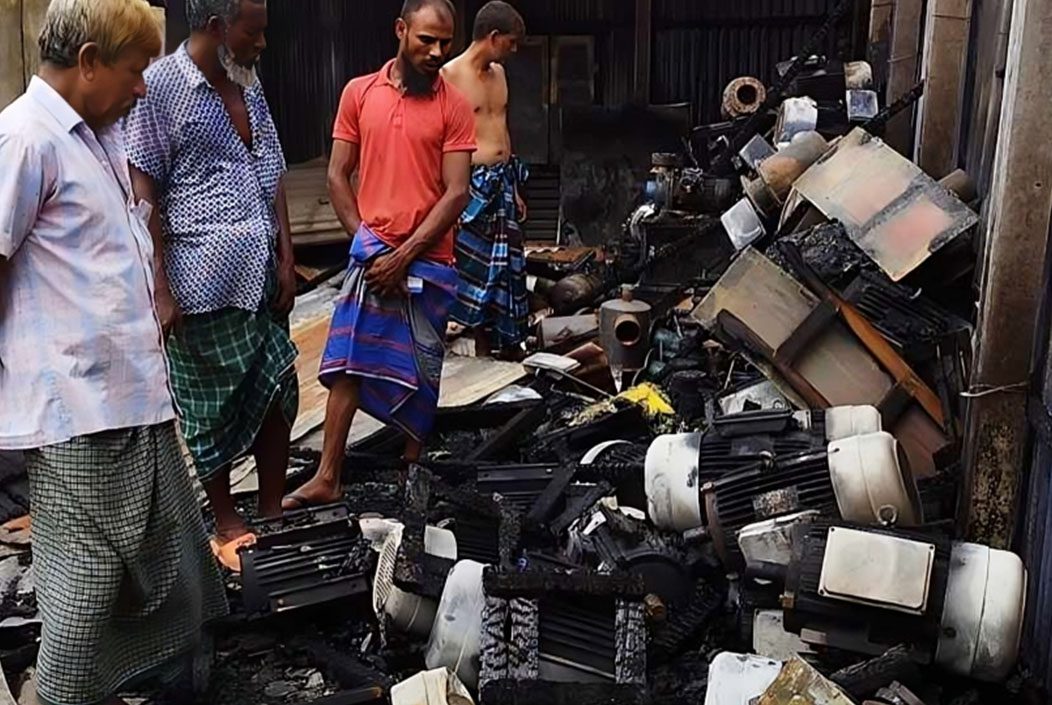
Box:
[39,0,162,68]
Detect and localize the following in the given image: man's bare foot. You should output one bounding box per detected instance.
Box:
[214,521,251,545]
[281,476,343,511]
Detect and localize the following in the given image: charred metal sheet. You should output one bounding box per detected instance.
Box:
[239,504,372,616]
[708,0,852,174]
[614,600,647,684]
[393,465,431,592]
[482,567,647,599]
[791,128,978,281]
[649,580,725,664]
[511,598,541,680]
[841,270,971,359]
[479,596,511,690]
[467,401,549,462]
[829,646,920,700]
[477,463,562,514]
[530,405,648,461]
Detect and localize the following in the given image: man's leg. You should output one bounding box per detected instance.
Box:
[252,402,292,520]
[282,376,360,509]
[473,326,492,358]
[201,467,246,543]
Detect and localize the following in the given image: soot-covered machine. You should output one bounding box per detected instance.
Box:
[616,153,737,293]
[774,521,1026,682]
[643,405,924,567]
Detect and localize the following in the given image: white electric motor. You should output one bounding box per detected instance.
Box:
[425,560,487,688]
[373,524,458,638]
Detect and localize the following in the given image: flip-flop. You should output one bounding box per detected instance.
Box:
[280,490,314,511]
[209,533,257,572]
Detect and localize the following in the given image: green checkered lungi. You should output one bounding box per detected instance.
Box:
[167,293,299,482]
[25,423,228,705]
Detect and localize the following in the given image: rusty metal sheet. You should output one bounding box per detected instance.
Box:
[791,128,978,281]
[757,658,855,705]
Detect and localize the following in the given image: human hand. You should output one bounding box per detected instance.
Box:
[365,253,409,298]
[515,190,528,222]
[273,258,297,316]
[155,284,182,338]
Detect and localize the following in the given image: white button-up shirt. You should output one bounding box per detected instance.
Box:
[0,77,175,449]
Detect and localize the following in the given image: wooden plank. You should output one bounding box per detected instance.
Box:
[0,0,24,111]
[916,0,972,178]
[963,0,1052,548]
[884,0,924,155]
[867,0,894,88]
[21,0,47,88]
[230,317,527,494]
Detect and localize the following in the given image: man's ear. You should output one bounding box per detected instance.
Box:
[205,15,227,42]
[77,42,101,81]
[396,17,408,42]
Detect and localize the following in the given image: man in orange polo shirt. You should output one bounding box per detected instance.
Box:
[283,0,475,509]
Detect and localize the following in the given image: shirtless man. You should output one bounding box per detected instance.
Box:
[442,2,529,357]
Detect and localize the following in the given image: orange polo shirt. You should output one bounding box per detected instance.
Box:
[333,60,477,264]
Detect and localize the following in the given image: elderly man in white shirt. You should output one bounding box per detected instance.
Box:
[0,1,227,703]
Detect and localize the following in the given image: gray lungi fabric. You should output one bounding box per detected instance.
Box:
[24,422,228,705]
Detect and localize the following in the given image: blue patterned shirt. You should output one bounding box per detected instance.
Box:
[124,43,287,315]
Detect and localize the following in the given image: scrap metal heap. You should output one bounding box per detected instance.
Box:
[0,27,1035,705]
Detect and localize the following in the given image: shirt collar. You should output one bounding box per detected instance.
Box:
[380,58,442,94]
[26,76,84,133]
[175,42,211,90]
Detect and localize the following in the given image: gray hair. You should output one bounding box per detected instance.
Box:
[39,0,161,68]
[186,0,241,31]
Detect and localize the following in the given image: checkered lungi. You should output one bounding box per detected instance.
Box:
[167,279,299,482]
[24,423,228,705]
[450,159,530,348]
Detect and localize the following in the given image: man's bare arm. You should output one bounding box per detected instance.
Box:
[327,140,363,236]
[273,177,297,314]
[129,165,181,334]
[276,177,295,267]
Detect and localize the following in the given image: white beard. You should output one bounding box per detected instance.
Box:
[218,45,258,88]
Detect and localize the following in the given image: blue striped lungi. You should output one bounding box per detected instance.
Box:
[318,225,458,442]
[450,159,529,348]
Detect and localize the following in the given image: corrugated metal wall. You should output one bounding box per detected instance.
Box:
[262,0,861,163]
[651,0,851,122]
[260,0,401,164]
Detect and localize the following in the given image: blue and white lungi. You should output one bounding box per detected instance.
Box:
[450,159,530,348]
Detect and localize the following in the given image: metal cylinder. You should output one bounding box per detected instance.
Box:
[845,61,874,90]
[599,288,652,374]
[744,131,829,217]
[939,169,978,203]
[549,272,604,315]
[722,76,767,118]
[756,131,829,202]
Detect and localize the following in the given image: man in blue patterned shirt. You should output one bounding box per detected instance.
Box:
[125,0,298,570]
